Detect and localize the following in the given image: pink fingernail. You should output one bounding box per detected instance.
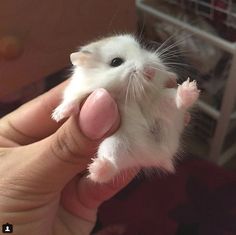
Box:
[79,89,118,140]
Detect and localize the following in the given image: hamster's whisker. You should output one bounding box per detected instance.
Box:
[155,40,180,56]
[152,60,189,67]
[156,43,183,58]
[155,32,192,55]
[147,65,167,74]
[140,79,146,94]
[156,37,189,58]
[136,76,144,98]
[143,40,162,52]
[155,34,177,54]
[125,76,132,105]
[131,75,137,102]
[158,49,189,60]
[125,65,136,104]
[131,74,139,102]
[157,41,188,55]
[158,54,189,64]
[127,73,135,103]
[134,73,144,99]
[162,62,190,67]
[139,72,153,99]
[150,61,190,74]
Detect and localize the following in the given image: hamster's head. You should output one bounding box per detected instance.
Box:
[70,34,176,100]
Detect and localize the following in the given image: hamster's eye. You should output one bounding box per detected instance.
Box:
[110,57,124,67]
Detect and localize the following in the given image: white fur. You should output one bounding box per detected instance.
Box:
[52,34,199,182]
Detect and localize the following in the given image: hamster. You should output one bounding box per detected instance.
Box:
[52,34,199,183]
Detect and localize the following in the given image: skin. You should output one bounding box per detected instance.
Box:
[0,81,135,235]
[0,78,186,235]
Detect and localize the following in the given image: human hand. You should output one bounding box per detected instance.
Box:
[0,82,136,235]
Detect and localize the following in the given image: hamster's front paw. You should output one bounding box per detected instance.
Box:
[88,158,117,183]
[52,102,76,122]
[176,78,200,109]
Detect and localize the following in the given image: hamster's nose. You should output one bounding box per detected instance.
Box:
[143,67,156,81]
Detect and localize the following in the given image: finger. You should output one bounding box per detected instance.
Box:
[61,169,138,221]
[0,81,68,145]
[9,89,120,191]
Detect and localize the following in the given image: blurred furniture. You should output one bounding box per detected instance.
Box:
[98,158,236,235]
[0,0,136,99]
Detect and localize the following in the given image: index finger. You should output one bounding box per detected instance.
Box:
[61,169,138,222]
[0,80,68,145]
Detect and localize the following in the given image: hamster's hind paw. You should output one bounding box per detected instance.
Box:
[176,78,200,109]
[88,158,117,183]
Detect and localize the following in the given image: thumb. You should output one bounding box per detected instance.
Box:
[12,89,119,191]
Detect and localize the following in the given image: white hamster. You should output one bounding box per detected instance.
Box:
[52,34,199,183]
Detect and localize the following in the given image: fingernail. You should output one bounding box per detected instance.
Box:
[79,88,118,140]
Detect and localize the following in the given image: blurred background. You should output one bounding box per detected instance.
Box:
[137,0,236,168]
[1,1,236,234]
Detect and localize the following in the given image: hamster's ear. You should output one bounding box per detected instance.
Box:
[70,50,91,66]
[70,52,80,66]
